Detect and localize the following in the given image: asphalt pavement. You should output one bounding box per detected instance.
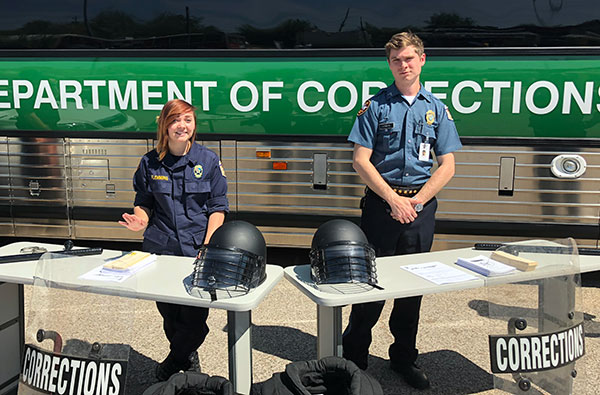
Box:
[19,270,600,395]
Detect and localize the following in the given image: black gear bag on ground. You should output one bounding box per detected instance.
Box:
[142,372,233,395]
[256,356,383,395]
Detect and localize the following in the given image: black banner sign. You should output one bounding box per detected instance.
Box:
[489,321,585,373]
[20,343,128,395]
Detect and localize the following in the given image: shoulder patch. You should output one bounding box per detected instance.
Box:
[219,161,226,177]
[445,106,454,121]
[357,100,371,116]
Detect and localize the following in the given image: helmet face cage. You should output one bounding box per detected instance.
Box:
[310,241,378,286]
[192,245,266,296]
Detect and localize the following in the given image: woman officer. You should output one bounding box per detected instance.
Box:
[119,99,228,380]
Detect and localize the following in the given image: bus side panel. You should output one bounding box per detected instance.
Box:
[0,137,597,251]
[8,137,70,238]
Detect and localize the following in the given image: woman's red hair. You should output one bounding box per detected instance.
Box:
[156,99,197,161]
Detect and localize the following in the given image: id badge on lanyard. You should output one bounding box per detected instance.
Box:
[419,139,430,161]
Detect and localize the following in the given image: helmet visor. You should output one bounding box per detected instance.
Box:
[192,246,265,296]
[310,243,377,286]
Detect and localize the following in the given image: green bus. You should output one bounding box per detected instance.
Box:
[0,0,599,250]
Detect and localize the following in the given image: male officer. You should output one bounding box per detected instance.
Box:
[342,32,462,390]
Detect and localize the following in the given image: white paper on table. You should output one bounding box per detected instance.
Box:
[400,261,479,285]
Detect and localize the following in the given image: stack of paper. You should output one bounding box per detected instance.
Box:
[102,251,157,274]
[456,255,516,277]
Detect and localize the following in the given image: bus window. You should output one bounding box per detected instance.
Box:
[1,1,599,49]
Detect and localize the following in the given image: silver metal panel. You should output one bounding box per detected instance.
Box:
[73,220,144,241]
[437,146,600,226]
[219,140,237,213]
[0,137,597,249]
[259,226,316,248]
[198,139,239,216]
[7,137,70,237]
[70,138,150,240]
[236,141,360,216]
[0,137,13,236]
[70,138,149,207]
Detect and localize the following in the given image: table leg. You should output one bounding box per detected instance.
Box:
[317,305,342,359]
[227,310,252,395]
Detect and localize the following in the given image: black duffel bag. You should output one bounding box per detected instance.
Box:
[143,372,233,395]
[257,356,383,395]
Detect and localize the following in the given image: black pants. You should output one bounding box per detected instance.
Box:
[342,192,437,369]
[143,238,210,367]
[156,302,210,366]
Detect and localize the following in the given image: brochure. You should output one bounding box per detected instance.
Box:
[455,255,516,277]
[400,261,479,285]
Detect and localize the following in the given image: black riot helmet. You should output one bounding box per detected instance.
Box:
[192,221,267,300]
[310,219,378,288]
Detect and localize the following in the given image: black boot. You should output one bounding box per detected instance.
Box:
[390,362,430,390]
[155,355,183,381]
[156,352,201,381]
[187,351,201,372]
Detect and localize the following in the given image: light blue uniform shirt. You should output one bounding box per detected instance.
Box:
[348,83,462,186]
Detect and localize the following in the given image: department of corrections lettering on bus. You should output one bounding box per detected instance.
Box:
[1,78,599,116]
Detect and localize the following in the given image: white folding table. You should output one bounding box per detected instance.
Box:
[0,241,283,395]
[283,241,600,359]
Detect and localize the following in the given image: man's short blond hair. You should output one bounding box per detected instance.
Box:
[385,32,424,59]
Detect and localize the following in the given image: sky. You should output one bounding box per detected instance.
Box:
[2,0,596,32]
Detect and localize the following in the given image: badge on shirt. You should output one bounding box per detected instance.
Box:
[219,161,226,177]
[193,164,204,179]
[445,106,454,121]
[357,100,371,116]
[419,143,431,161]
[425,110,435,125]
[378,122,394,130]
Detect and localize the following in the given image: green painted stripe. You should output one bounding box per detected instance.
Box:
[0,56,598,138]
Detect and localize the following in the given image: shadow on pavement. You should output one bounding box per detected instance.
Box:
[365,349,494,394]
[250,325,493,394]
[252,324,317,362]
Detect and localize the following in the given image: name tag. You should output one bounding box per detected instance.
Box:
[378,122,394,130]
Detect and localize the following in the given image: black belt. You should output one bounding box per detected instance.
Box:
[365,185,422,198]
